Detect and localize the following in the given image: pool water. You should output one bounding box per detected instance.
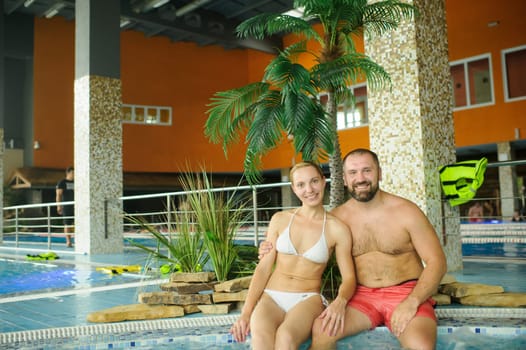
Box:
[462,242,526,259]
[18,325,523,350]
[0,258,146,295]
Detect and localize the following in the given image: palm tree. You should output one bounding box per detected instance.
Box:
[205,0,416,207]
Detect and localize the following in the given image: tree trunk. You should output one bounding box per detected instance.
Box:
[326,92,345,208]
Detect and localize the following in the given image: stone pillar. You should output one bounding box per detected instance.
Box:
[365,0,462,270]
[497,142,517,220]
[0,0,4,245]
[74,0,123,254]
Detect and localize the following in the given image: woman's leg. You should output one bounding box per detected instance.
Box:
[250,293,285,350]
[274,295,325,350]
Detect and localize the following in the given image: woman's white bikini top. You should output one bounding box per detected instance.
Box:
[275,209,329,264]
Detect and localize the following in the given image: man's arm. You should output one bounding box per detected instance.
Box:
[391,203,447,336]
[56,187,64,214]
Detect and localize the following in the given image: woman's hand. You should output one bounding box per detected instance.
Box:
[230,314,251,342]
[318,296,347,336]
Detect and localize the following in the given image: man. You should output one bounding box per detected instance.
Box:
[56,166,75,247]
[260,148,447,349]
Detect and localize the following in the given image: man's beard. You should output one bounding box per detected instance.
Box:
[349,181,379,202]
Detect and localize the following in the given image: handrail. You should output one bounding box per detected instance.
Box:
[2,180,525,250]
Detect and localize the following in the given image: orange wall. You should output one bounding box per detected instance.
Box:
[33,17,75,168]
[32,0,526,174]
[445,0,526,147]
[32,17,300,173]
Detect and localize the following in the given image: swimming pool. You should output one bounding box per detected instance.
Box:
[1,315,524,349]
[0,258,150,296]
[1,240,525,349]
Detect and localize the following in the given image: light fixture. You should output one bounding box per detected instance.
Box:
[487,20,500,27]
[132,0,170,13]
[120,18,131,28]
[44,2,66,19]
[24,0,36,7]
[152,0,170,8]
[175,0,211,17]
[283,7,304,18]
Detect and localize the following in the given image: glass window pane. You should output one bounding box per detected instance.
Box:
[468,58,491,104]
[122,106,132,121]
[505,48,526,99]
[353,86,368,126]
[146,108,157,124]
[451,64,466,107]
[135,107,145,122]
[160,109,171,124]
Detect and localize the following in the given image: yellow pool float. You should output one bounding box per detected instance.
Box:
[96,265,142,274]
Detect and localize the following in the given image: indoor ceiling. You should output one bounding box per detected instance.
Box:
[4,0,295,53]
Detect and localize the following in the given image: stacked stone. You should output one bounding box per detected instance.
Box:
[87,272,251,323]
[432,274,526,307]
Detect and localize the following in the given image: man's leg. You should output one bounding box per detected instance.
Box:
[64,225,73,247]
[397,316,437,350]
[309,307,372,350]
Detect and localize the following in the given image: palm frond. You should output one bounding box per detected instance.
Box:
[265,56,311,92]
[243,91,286,183]
[362,0,416,39]
[312,53,391,94]
[292,103,334,161]
[205,82,269,151]
[236,13,321,42]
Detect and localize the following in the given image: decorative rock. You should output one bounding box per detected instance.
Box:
[183,304,202,314]
[160,281,217,294]
[87,304,184,323]
[198,303,233,314]
[439,282,504,298]
[139,291,211,305]
[440,274,457,285]
[214,276,252,292]
[213,289,248,303]
[170,272,216,283]
[431,293,451,305]
[458,293,526,307]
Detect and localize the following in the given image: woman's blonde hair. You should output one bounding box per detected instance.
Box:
[289,161,325,184]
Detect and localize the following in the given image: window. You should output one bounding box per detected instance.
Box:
[502,45,526,102]
[450,54,494,110]
[122,104,172,125]
[319,84,368,130]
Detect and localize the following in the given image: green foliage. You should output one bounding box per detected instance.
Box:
[205,0,416,204]
[126,202,209,274]
[180,169,251,281]
[229,244,259,279]
[321,254,342,301]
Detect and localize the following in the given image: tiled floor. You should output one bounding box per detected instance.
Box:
[0,242,525,348]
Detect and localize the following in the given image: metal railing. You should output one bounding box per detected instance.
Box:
[2,181,297,249]
[2,180,526,250]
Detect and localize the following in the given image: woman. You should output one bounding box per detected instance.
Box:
[230,162,356,349]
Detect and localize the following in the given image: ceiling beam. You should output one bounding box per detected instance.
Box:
[120,0,281,53]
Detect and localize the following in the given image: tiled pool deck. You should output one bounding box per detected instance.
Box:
[1,242,525,349]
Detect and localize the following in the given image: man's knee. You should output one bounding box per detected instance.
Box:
[398,318,437,350]
[399,335,436,350]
